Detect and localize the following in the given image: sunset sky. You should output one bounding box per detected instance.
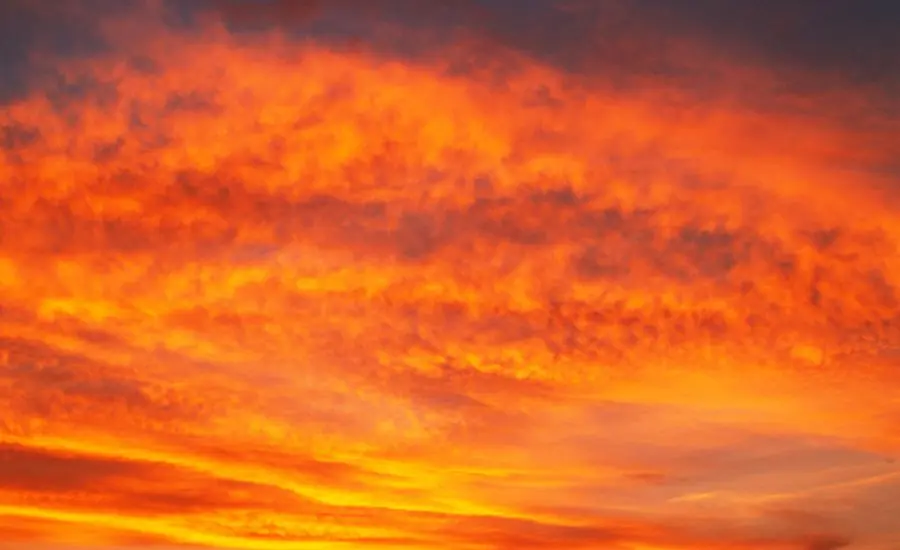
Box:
[1,1,899,549]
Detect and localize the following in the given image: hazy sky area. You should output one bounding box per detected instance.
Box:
[0,1,899,549]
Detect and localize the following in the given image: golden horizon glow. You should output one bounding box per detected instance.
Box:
[0,3,898,549]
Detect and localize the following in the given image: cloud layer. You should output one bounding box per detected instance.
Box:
[0,1,898,549]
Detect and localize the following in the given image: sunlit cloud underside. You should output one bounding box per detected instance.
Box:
[0,2,899,550]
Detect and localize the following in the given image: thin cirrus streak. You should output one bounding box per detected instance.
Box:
[0,1,899,549]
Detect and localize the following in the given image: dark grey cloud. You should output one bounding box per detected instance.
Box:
[0,1,141,102]
[632,0,900,85]
[2,0,897,109]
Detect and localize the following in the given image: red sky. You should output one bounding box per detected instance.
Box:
[0,1,899,549]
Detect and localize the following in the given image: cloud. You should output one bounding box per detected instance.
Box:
[210,0,322,25]
[0,441,307,516]
[0,1,898,549]
[805,535,853,550]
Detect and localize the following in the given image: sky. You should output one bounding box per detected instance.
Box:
[0,1,899,549]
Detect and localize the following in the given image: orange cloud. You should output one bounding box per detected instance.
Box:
[0,1,898,549]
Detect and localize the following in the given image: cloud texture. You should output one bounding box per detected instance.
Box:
[0,1,898,549]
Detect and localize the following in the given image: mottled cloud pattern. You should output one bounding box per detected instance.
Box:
[0,1,898,549]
